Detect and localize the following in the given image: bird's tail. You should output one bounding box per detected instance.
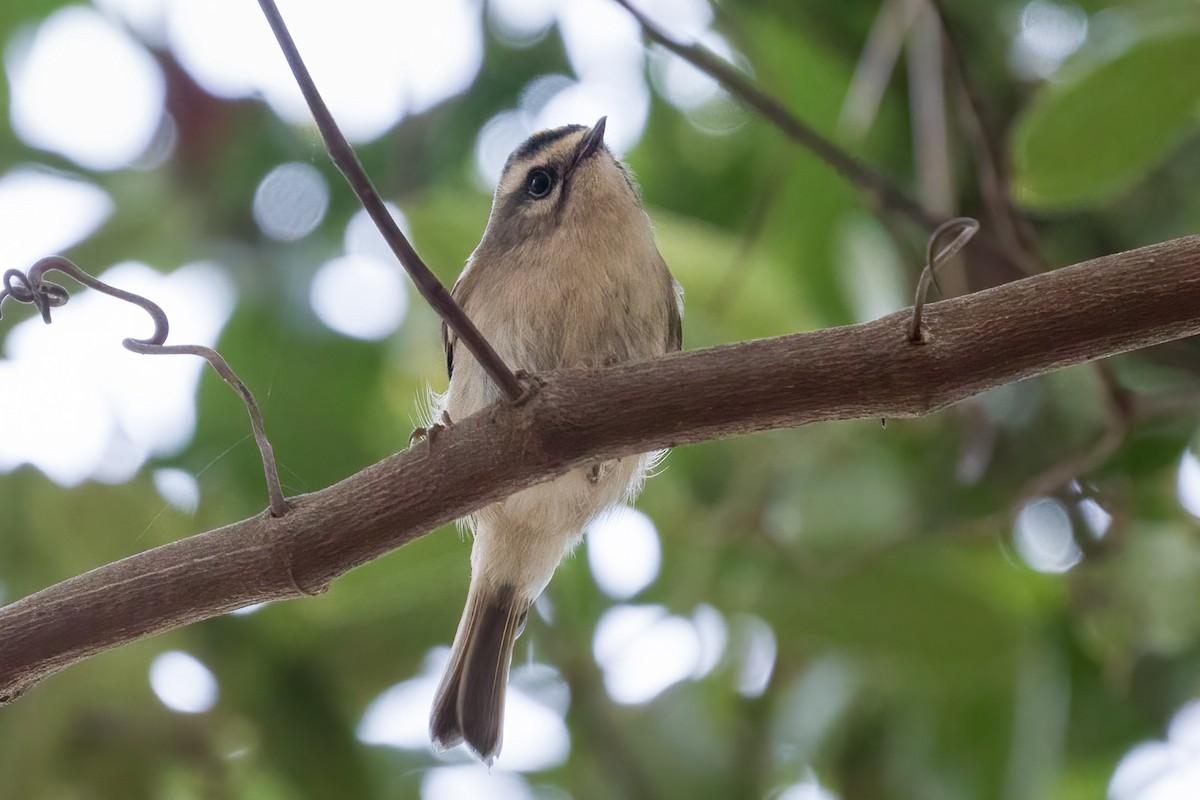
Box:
[429,581,529,763]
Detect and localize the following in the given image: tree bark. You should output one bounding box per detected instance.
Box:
[2,234,1198,704]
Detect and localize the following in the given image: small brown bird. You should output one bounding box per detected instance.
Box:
[429,118,682,762]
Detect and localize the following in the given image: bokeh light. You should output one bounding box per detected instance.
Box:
[691,603,728,678]
[152,467,200,514]
[734,614,777,698]
[1010,0,1088,80]
[593,604,701,704]
[421,766,534,800]
[164,0,482,142]
[149,650,218,713]
[1176,450,1200,520]
[358,650,570,772]
[1110,700,1200,799]
[778,772,841,800]
[309,254,409,341]
[8,6,165,170]
[1013,497,1083,573]
[586,505,661,599]
[252,162,330,241]
[343,203,411,264]
[228,602,268,617]
[0,166,113,270]
[488,0,558,46]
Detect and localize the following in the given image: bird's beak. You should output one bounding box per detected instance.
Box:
[569,117,607,174]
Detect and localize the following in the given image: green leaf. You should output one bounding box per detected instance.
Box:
[1013,26,1200,210]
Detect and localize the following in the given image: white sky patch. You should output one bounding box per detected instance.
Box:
[1013,497,1082,573]
[593,604,701,704]
[152,467,200,513]
[1010,0,1088,81]
[734,614,776,697]
[343,203,411,265]
[1111,699,1200,800]
[8,6,165,170]
[587,505,661,599]
[164,0,482,143]
[252,162,329,241]
[358,649,570,773]
[422,766,534,800]
[149,650,218,713]
[309,254,408,341]
[0,262,234,486]
[0,167,113,270]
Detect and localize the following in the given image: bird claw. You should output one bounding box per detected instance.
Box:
[512,370,543,405]
[409,411,454,450]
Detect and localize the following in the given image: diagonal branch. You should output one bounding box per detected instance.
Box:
[1,235,1198,704]
[255,0,524,401]
[612,0,941,231]
[612,0,1026,274]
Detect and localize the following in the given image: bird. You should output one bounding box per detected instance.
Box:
[428,117,683,763]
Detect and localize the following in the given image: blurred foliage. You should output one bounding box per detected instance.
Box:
[1012,22,1200,210]
[2,1,1200,799]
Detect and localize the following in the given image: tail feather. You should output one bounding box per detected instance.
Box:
[430,584,528,763]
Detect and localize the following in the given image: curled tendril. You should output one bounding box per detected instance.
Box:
[0,256,288,517]
[907,217,981,343]
[1,268,70,323]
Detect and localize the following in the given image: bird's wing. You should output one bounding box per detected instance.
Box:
[442,271,476,380]
[667,272,684,353]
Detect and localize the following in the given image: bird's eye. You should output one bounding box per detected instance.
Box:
[526,168,555,199]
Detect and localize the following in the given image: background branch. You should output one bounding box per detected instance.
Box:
[1,234,1198,704]
[612,0,941,232]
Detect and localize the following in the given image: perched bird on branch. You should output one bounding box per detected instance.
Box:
[429,118,683,763]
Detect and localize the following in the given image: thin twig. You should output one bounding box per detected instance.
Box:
[255,0,523,401]
[907,217,979,342]
[0,257,289,517]
[612,0,942,232]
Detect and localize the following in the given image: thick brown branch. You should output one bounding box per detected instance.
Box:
[2,235,1199,703]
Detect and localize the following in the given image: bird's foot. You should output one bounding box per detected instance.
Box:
[409,411,454,450]
[512,370,543,405]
